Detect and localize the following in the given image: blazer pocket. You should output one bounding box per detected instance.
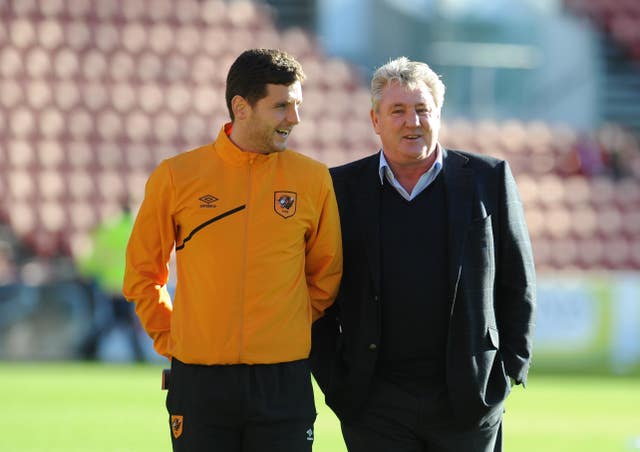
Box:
[474,326,500,354]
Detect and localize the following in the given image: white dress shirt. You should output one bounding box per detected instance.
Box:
[378,144,444,201]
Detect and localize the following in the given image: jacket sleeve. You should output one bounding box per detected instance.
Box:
[305,167,343,322]
[123,160,176,359]
[496,161,537,386]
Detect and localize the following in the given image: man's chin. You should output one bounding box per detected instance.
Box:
[271,138,288,152]
[399,143,428,156]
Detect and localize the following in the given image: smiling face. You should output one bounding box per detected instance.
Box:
[371,80,440,168]
[232,82,302,154]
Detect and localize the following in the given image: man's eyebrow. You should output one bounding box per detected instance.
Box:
[276,98,302,105]
[390,102,427,108]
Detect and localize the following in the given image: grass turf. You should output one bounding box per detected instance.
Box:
[0,363,638,451]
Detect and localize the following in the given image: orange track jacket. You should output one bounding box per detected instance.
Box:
[123,124,342,365]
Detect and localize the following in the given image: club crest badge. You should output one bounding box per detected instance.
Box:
[274,191,297,218]
[171,415,183,439]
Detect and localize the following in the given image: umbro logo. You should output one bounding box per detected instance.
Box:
[199,194,218,208]
[306,428,314,441]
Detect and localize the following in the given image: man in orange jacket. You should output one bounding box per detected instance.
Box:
[123,48,342,452]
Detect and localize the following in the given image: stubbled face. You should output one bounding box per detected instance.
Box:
[371,80,440,167]
[244,81,302,153]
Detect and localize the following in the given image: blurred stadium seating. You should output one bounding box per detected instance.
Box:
[1,0,639,277]
[1,0,640,359]
[0,0,639,269]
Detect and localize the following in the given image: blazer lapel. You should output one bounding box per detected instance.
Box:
[442,149,474,306]
[353,153,382,294]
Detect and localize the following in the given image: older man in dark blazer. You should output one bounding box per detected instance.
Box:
[311,57,536,452]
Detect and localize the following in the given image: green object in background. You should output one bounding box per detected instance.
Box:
[76,211,133,295]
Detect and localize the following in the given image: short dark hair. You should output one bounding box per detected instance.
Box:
[225,48,305,121]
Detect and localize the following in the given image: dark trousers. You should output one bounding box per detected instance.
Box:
[341,377,503,452]
[166,357,316,452]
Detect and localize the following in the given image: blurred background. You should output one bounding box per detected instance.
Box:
[0,0,639,375]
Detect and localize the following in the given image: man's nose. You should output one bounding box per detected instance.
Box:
[288,105,301,124]
[406,111,420,127]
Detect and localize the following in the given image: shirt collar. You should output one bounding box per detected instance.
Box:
[378,143,444,185]
[212,122,278,166]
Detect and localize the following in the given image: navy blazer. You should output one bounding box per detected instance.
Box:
[311,149,537,426]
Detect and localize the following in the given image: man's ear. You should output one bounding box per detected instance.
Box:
[232,95,250,120]
[370,109,380,134]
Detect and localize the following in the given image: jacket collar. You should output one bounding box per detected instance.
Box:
[212,123,279,167]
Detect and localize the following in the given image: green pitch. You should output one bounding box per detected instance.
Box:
[0,363,638,451]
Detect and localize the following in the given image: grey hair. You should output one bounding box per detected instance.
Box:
[370,57,445,112]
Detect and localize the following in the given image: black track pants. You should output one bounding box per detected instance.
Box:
[166,358,316,452]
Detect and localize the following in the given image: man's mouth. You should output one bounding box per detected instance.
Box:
[276,129,290,138]
[403,134,421,140]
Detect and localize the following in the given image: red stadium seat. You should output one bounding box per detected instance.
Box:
[563,177,591,206]
[575,237,604,269]
[596,206,623,238]
[7,170,36,201]
[530,236,551,271]
[68,201,100,234]
[67,169,97,202]
[524,205,545,239]
[548,237,579,269]
[589,177,616,207]
[601,238,631,269]
[630,238,640,268]
[614,178,640,206]
[620,210,640,238]
[569,204,598,239]
[544,206,572,239]
[536,175,565,207]
[36,169,65,202]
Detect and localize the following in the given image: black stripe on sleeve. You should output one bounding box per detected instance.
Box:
[175,205,246,251]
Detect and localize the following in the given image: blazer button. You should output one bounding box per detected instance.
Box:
[368,343,377,351]
[373,295,379,302]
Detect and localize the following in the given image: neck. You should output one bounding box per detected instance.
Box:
[228,121,260,153]
[385,151,437,194]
